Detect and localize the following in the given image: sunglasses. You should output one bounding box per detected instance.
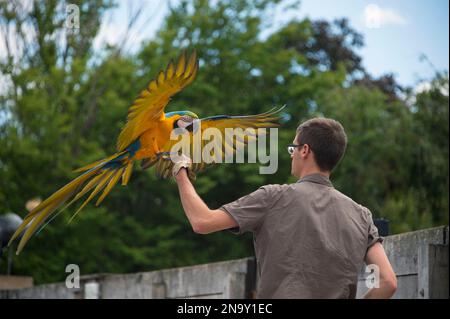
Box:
[287,143,306,155]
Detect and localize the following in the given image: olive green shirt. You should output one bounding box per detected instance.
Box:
[220,173,383,299]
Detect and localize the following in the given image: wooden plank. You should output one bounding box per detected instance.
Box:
[418,244,449,299]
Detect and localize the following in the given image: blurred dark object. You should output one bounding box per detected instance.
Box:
[0,213,24,275]
[0,213,23,250]
[0,199,39,251]
[374,218,390,237]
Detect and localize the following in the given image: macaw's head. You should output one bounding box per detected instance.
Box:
[166,110,199,131]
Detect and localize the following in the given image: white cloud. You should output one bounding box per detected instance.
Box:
[406,80,449,107]
[414,80,449,97]
[364,4,407,29]
[414,81,432,95]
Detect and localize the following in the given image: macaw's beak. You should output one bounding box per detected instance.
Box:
[185,118,202,133]
[177,115,200,133]
[177,118,191,129]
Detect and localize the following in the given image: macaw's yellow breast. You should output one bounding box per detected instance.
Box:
[136,116,177,159]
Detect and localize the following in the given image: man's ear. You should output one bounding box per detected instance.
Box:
[301,144,312,158]
[300,144,307,156]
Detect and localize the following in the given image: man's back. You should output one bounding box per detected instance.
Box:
[221,173,382,298]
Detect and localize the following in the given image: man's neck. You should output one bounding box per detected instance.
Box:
[299,167,330,179]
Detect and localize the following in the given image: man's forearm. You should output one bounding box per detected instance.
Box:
[362,280,397,299]
[175,168,212,231]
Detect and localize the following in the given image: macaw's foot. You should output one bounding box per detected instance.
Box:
[156,151,178,161]
[141,157,158,170]
[141,152,176,169]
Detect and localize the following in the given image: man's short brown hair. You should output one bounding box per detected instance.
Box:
[296,118,347,171]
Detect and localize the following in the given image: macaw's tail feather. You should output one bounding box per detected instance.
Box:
[8,150,136,255]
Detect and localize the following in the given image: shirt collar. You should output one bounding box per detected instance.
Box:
[296,173,333,187]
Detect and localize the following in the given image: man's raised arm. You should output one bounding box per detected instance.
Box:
[175,168,238,234]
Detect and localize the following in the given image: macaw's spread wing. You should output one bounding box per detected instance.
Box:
[116,51,199,151]
[198,106,283,134]
[153,106,285,179]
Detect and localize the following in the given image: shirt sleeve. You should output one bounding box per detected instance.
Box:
[363,207,384,250]
[219,185,274,235]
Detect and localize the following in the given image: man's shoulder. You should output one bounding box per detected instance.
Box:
[259,183,371,212]
[259,183,298,194]
[331,188,372,216]
[254,183,295,202]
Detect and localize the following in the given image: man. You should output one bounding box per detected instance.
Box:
[173,117,397,299]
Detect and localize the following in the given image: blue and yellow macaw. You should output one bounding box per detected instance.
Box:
[9,51,284,254]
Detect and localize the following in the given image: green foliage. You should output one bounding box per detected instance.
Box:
[0,0,448,282]
[315,82,449,233]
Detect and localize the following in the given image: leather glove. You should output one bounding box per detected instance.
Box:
[171,154,196,181]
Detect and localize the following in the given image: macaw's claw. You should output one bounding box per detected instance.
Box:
[156,152,179,161]
[141,158,157,170]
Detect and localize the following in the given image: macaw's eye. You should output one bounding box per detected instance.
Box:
[180,115,193,123]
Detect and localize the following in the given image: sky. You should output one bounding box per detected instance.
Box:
[296,0,449,86]
[97,0,448,88]
[0,0,448,89]
[99,0,449,86]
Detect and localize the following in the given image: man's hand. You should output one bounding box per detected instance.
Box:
[172,154,196,181]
